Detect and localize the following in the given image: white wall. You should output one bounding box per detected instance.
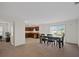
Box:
[39,24,50,35]
[64,20,78,44]
[76,4,79,46]
[77,19,79,46]
[14,19,26,46]
[39,19,78,44]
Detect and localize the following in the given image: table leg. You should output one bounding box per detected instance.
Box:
[62,41,64,47]
[59,39,61,48]
[44,40,45,44]
[40,38,42,44]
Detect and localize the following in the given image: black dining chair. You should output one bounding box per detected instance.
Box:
[56,33,65,47]
[0,36,2,42]
[40,34,47,44]
[47,34,55,45]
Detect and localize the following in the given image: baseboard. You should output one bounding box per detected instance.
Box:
[65,42,78,46]
[15,43,26,47]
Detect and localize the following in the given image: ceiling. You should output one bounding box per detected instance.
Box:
[0,2,79,25]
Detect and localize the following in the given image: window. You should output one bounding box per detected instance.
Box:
[0,26,3,36]
[50,25,65,37]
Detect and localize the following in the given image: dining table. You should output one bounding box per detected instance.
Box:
[40,36,62,48]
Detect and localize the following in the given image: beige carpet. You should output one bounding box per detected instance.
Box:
[0,38,79,57]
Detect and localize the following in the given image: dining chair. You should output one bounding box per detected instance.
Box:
[47,34,55,46]
[0,36,2,42]
[40,34,47,44]
[56,33,65,47]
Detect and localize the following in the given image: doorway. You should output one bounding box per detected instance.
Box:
[0,22,13,48]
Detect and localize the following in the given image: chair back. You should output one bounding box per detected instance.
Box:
[47,34,53,40]
[0,36,2,39]
[41,34,45,36]
[61,33,65,42]
[40,34,45,39]
[47,34,52,37]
